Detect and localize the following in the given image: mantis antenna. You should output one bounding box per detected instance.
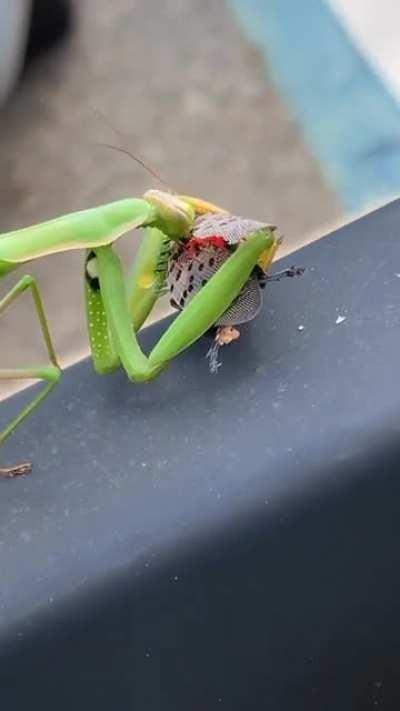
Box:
[90,104,172,190]
[95,142,172,191]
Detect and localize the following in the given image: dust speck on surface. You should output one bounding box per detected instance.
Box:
[19,530,32,543]
[335,314,347,325]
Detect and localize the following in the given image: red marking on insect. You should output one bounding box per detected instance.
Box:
[184,235,228,257]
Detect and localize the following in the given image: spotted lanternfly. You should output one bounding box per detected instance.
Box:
[167,212,280,372]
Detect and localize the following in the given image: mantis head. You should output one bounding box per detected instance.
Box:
[143,189,227,240]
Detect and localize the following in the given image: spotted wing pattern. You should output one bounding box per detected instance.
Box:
[192,212,273,244]
[167,212,272,325]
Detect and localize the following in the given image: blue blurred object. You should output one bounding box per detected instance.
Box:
[229,0,400,214]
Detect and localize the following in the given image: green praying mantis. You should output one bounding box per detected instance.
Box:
[0,186,293,476]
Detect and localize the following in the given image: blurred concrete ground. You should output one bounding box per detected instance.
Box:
[0,0,340,398]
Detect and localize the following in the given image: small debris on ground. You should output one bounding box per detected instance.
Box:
[335,314,347,325]
[216,326,240,345]
[0,462,32,478]
[297,324,305,332]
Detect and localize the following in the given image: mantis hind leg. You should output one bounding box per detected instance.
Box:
[0,275,61,448]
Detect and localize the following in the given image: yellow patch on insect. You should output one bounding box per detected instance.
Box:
[138,273,156,289]
[257,233,282,271]
[179,195,228,216]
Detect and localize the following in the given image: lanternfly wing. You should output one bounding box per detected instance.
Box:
[167,212,272,325]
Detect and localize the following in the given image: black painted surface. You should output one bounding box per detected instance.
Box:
[1,201,400,709]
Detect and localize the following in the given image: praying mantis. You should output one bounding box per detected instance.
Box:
[0,187,293,476]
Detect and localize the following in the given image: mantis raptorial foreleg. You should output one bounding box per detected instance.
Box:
[84,226,173,375]
[91,228,275,381]
[126,226,170,332]
[0,275,61,446]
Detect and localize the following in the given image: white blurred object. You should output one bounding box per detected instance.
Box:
[327,0,400,104]
[0,0,32,104]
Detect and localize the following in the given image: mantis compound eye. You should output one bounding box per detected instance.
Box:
[143,189,195,239]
